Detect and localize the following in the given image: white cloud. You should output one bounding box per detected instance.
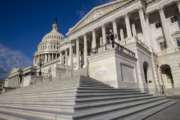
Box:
[0,43,32,79]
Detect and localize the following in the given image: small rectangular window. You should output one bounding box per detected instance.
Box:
[177,39,180,47]
[171,16,178,23]
[156,22,162,28]
[159,42,167,50]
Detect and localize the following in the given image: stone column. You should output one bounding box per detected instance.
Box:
[120,29,125,42]
[159,8,172,48]
[47,54,49,62]
[139,9,147,41]
[46,54,48,62]
[132,23,137,36]
[177,1,180,13]
[65,50,68,65]
[56,54,58,59]
[44,54,47,63]
[51,53,53,61]
[59,52,62,64]
[83,35,88,67]
[102,25,107,45]
[69,44,73,67]
[76,39,80,69]
[49,54,51,61]
[92,30,96,52]
[145,15,152,47]
[112,20,118,43]
[125,14,132,38]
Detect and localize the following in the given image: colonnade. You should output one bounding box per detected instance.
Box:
[34,53,59,65]
[66,8,148,69]
[34,1,180,69]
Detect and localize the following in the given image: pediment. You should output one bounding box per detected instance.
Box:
[68,0,131,34]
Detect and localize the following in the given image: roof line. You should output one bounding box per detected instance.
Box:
[66,0,123,35]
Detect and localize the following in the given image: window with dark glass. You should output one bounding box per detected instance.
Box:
[159,41,166,50]
[177,39,180,48]
[156,22,162,28]
[171,16,178,23]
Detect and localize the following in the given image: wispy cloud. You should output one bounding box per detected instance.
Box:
[0,43,32,79]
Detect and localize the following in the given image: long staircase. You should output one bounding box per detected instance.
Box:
[0,76,176,120]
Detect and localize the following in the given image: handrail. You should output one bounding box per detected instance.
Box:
[95,42,135,57]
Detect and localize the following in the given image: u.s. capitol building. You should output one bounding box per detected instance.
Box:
[1,0,180,119]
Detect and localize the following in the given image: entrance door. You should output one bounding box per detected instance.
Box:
[143,62,149,92]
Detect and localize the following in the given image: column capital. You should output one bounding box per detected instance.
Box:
[102,24,106,28]
[125,13,129,17]
[112,18,117,22]
[83,33,87,38]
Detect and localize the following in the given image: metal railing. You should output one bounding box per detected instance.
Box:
[92,42,135,57]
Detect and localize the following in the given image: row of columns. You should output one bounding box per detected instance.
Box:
[73,8,147,69]
[62,1,180,69]
[35,53,59,65]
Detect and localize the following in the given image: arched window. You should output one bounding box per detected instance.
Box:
[160,64,174,88]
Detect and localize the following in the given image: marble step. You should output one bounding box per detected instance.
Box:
[79,85,111,88]
[0,90,76,98]
[76,94,151,103]
[3,87,77,95]
[77,90,141,94]
[78,87,138,91]
[78,87,139,90]
[0,112,48,120]
[0,95,151,104]
[76,92,147,98]
[76,96,161,107]
[0,94,76,100]
[3,88,139,98]
[0,106,73,120]
[121,101,176,120]
[73,98,170,120]
[76,99,172,120]
[0,98,76,105]
[0,99,75,105]
[74,97,165,118]
[0,103,74,113]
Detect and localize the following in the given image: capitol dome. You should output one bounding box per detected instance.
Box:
[33,22,64,66]
[42,23,64,43]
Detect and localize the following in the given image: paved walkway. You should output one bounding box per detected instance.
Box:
[146,97,180,120]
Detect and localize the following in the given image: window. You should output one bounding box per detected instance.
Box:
[156,22,162,28]
[171,16,178,23]
[177,39,180,48]
[159,41,167,50]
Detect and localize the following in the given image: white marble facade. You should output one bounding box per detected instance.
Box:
[5,0,180,95]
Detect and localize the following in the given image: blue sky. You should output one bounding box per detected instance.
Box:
[0,0,110,60]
